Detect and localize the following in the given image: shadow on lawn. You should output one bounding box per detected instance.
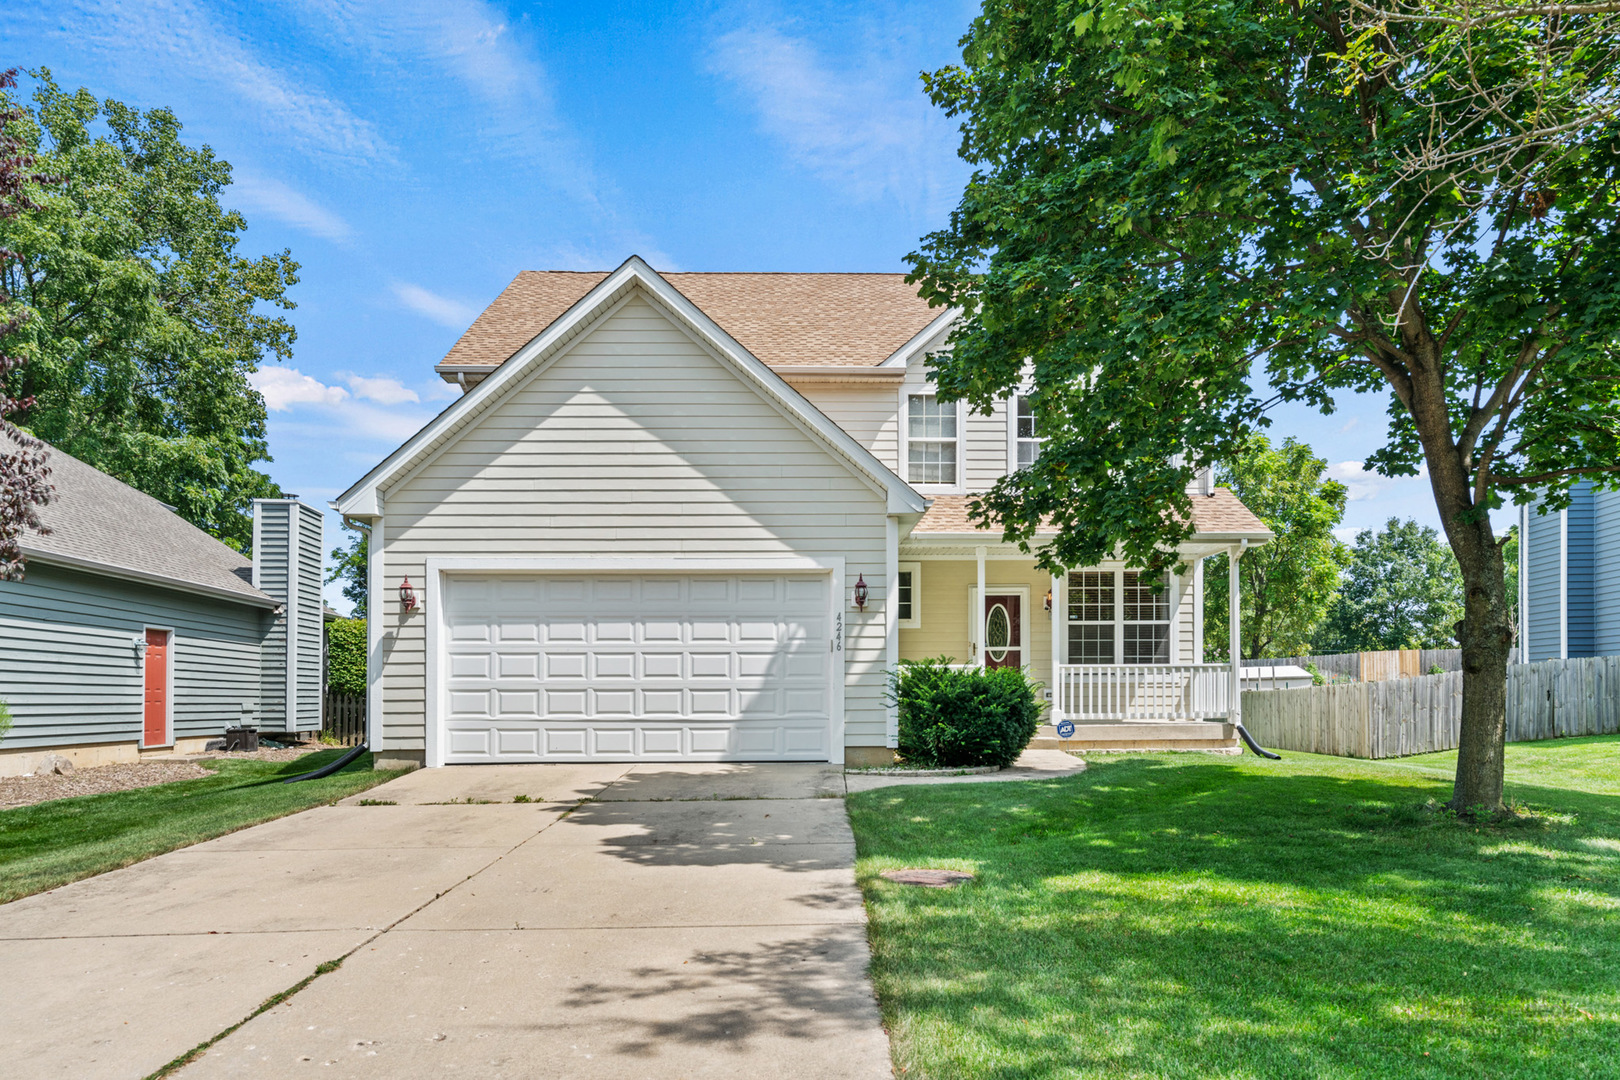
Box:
[849,757,1620,1079]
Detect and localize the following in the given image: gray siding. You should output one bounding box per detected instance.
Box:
[254,501,292,728]
[1525,500,1563,661]
[252,499,326,732]
[1567,484,1596,657]
[0,562,265,748]
[294,504,325,730]
[1597,488,1620,656]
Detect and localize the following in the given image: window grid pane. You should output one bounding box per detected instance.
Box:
[1015,394,1042,468]
[907,395,958,484]
[1124,624,1171,664]
[1067,571,1114,622]
[1123,571,1171,621]
[897,571,913,622]
[1068,624,1115,664]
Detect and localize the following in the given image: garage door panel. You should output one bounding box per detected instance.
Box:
[440,572,833,763]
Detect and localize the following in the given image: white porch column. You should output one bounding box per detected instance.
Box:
[1050,570,1064,720]
[1228,541,1247,723]
[976,545,987,668]
[885,516,900,748]
[1192,556,1205,663]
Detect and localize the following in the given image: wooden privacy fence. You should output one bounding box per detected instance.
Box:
[1244,648,1489,682]
[1240,655,1620,759]
[322,690,366,746]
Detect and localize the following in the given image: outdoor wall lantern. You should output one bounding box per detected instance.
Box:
[132,634,149,661]
[853,573,869,611]
[1043,588,1053,613]
[399,576,419,612]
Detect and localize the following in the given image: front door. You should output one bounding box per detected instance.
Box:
[143,629,170,747]
[983,593,1022,669]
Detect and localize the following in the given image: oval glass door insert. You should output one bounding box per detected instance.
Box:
[986,602,1011,663]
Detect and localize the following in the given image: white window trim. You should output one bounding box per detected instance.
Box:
[896,561,922,629]
[899,385,966,495]
[1006,390,1042,474]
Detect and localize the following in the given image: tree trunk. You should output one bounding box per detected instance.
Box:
[1450,530,1513,814]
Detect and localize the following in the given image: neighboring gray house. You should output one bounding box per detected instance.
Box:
[1520,482,1620,661]
[0,435,324,775]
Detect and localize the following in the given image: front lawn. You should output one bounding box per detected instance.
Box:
[846,738,1620,1079]
[0,751,401,903]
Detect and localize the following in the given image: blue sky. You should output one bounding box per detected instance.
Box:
[4,1,1494,613]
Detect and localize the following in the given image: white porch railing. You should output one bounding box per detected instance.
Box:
[1055,664,1232,721]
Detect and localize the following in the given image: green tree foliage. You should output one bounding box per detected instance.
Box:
[1202,437,1349,661]
[325,618,367,697]
[1313,518,1465,652]
[0,71,296,551]
[327,524,368,618]
[0,68,56,581]
[907,1,1620,812]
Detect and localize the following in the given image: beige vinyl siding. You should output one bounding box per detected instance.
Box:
[898,559,1058,712]
[1175,567,1197,663]
[793,384,900,473]
[376,292,892,753]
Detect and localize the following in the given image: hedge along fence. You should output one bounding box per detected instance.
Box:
[323,618,367,745]
[1240,655,1620,759]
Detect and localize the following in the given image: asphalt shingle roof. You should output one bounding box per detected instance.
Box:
[911,489,1272,539]
[438,270,942,371]
[5,431,274,606]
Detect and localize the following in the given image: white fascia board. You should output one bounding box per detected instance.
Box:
[879,308,959,368]
[336,256,927,519]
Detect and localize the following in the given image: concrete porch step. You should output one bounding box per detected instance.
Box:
[1030,721,1240,752]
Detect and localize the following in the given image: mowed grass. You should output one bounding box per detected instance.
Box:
[0,751,402,903]
[846,737,1620,1079]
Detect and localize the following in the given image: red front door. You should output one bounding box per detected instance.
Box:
[143,629,169,747]
[983,594,1022,669]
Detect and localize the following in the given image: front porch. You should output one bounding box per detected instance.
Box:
[897,494,1269,753]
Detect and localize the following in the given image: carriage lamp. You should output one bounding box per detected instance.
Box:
[854,573,869,610]
[1044,588,1053,613]
[132,634,150,660]
[399,576,419,612]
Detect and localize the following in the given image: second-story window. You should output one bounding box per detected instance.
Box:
[1015,395,1042,468]
[907,394,958,485]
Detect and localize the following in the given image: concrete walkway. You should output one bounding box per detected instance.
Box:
[1,752,1083,1079]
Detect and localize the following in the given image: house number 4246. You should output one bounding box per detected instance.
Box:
[832,612,843,653]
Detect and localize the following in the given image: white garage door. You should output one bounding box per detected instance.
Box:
[439,573,834,762]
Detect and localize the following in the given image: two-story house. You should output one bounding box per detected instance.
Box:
[333,258,1271,768]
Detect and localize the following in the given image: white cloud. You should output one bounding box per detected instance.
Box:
[391,283,479,329]
[231,174,354,242]
[344,374,420,406]
[706,20,964,210]
[1327,461,1393,502]
[42,0,392,164]
[251,366,350,410]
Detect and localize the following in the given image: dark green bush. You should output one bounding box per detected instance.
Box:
[326,618,367,696]
[889,657,1042,769]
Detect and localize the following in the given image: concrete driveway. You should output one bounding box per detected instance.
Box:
[0,762,893,1079]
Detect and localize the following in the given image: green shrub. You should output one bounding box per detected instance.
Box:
[0,698,11,745]
[889,658,1042,769]
[326,618,367,696]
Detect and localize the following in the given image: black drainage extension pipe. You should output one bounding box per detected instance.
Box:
[1235,724,1282,760]
[283,743,369,783]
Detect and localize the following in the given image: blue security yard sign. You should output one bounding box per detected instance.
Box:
[1056,720,1076,739]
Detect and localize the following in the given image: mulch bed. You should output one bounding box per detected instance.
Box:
[0,747,323,810]
[0,762,216,810]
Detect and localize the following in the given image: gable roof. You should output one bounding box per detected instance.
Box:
[436,270,942,374]
[336,257,930,519]
[4,431,276,607]
[910,490,1272,541]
